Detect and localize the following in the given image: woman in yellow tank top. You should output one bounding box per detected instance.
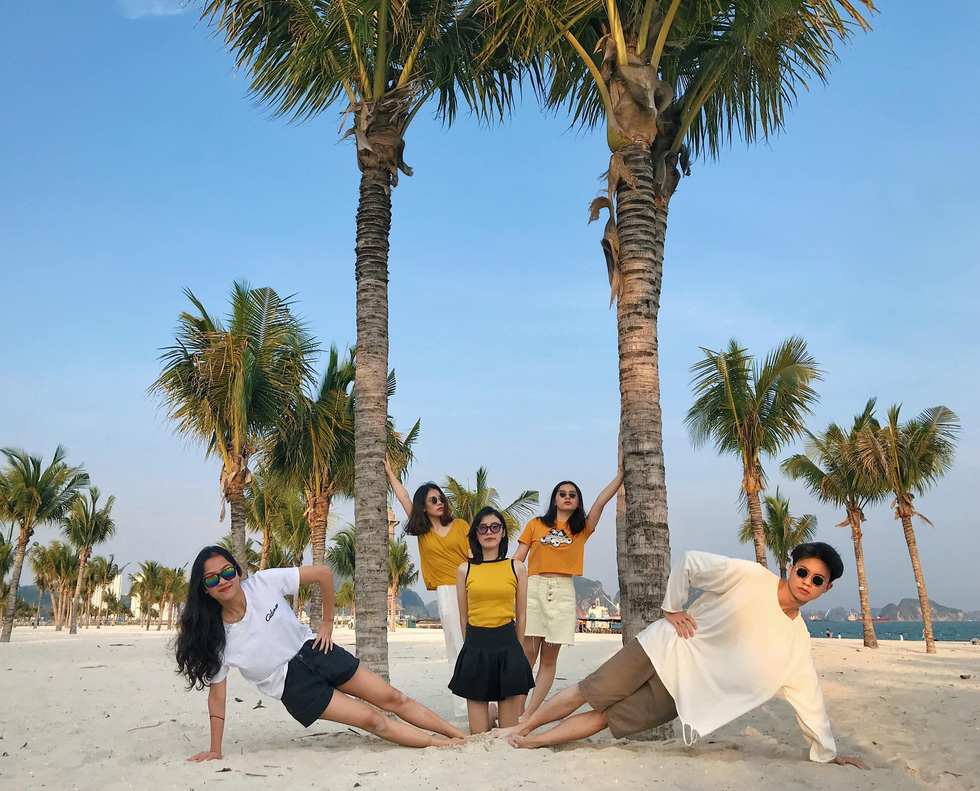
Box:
[448,507,534,734]
[385,457,470,718]
[514,469,622,721]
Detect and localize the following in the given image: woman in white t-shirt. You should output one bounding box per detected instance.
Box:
[175,546,465,762]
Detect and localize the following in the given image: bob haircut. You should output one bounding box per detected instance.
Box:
[790,542,845,582]
[404,482,454,536]
[468,506,509,563]
[175,545,242,690]
[540,480,588,535]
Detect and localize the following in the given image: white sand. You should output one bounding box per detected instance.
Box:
[1,626,978,791]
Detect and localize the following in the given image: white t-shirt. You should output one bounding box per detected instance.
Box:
[211,568,314,699]
[636,551,837,763]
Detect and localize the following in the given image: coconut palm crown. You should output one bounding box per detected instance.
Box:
[442,467,538,536]
[737,487,815,579]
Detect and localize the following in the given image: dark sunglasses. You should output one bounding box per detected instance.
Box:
[795,566,826,588]
[477,523,504,535]
[427,495,446,505]
[558,490,578,499]
[203,566,237,589]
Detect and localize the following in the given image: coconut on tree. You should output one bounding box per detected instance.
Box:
[685,337,822,567]
[442,467,538,536]
[782,399,888,648]
[737,487,816,579]
[854,404,959,654]
[0,446,89,642]
[150,281,317,576]
[482,0,873,648]
[202,0,519,679]
[62,487,116,635]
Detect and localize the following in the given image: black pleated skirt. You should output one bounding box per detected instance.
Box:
[448,621,535,702]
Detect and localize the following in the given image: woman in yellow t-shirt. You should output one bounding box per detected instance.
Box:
[514,470,622,720]
[449,507,534,734]
[385,457,470,718]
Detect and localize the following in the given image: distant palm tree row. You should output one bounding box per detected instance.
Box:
[686,337,959,654]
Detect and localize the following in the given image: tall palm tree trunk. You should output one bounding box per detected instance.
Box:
[353,162,393,680]
[846,510,878,648]
[899,513,935,653]
[308,495,331,633]
[0,534,29,642]
[55,586,66,631]
[69,548,89,635]
[259,528,271,571]
[744,485,768,567]
[225,465,249,579]
[614,145,672,741]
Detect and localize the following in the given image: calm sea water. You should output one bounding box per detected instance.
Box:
[805,620,980,642]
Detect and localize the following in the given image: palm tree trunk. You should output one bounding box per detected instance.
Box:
[69,548,89,636]
[744,487,768,567]
[259,528,271,571]
[352,162,393,680]
[846,511,878,649]
[778,560,787,580]
[0,532,29,642]
[225,464,248,579]
[55,586,65,631]
[307,494,332,633]
[899,514,935,653]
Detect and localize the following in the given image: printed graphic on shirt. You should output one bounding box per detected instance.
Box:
[266,603,279,622]
[540,528,573,548]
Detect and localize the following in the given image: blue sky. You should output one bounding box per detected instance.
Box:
[2,2,977,612]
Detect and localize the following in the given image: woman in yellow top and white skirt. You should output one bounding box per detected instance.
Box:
[385,458,471,718]
[449,507,534,734]
[514,470,622,720]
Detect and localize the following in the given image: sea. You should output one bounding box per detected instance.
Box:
[805,620,980,642]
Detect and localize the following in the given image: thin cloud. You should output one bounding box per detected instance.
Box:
[117,0,188,19]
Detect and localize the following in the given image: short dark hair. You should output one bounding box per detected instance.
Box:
[404,482,453,536]
[468,507,509,563]
[791,542,844,582]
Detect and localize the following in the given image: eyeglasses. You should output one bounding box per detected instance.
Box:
[477,523,504,535]
[427,495,446,505]
[795,566,826,588]
[558,490,578,499]
[203,566,237,589]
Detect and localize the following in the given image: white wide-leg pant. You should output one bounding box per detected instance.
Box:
[436,584,467,718]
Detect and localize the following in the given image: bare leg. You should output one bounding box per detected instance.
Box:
[497,697,523,729]
[468,700,491,735]
[509,710,609,748]
[319,690,462,747]
[338,666,466,740]
[518,636,543,716]
[493,683,588,739]
[521,641,561,721]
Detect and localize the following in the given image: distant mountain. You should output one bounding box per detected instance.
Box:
[879,599,970,622]
[574,576,616,615]
[398,588,430,620]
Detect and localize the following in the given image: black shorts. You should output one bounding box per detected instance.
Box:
[280,640,360,727]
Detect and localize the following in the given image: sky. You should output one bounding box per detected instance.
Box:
[1,1,978,613]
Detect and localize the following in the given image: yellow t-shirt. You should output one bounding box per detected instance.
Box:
[518,517,593,577]
[416,518,470,590]
[466,559,518,628]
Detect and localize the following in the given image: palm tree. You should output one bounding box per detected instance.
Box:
[336,580,355,621]
[737,488,816,579]
[150,281,317,576]
[443,467,538,536]
[28,543,57,628]
[388,536,418,632]
[131,561,166,631]
[159,567,188,630]
[47,541,79,631]
[245,467,283,572]
[201,0,517,680]
[0,526,12,627]
[62,487,117,635]
[326,523,357,581]
[854,405,959,654]
[686,338,822,567]
[484,0,872,654]
[218,533,262,575]
[0,446,89,642]
[782,399,888,648]
[272,492,313,615]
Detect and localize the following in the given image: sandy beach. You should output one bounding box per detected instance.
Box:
[1,626,977,791]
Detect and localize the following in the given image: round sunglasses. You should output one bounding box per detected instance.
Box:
[795,566,826,588]
[476,522,504,535]
[427,495,446,505]
[203,566,238,589]
[558,490,578,499]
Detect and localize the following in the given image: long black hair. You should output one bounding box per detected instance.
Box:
[540,480,588,535]
[468,506,509,563]
[404,482,453,536]
[175,545,240,690]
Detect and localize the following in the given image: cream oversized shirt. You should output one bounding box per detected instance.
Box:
[636,551,837,762]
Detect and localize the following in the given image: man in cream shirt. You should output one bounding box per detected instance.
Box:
[494,542,868,769]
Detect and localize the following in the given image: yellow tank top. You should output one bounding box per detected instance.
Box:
[465,559,517,628]
[417,518,470,590]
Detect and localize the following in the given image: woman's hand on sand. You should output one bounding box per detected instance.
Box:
[187,750,222,762]
[312,624,334,653]
[664,611,697,639]
[833,755,870,770]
